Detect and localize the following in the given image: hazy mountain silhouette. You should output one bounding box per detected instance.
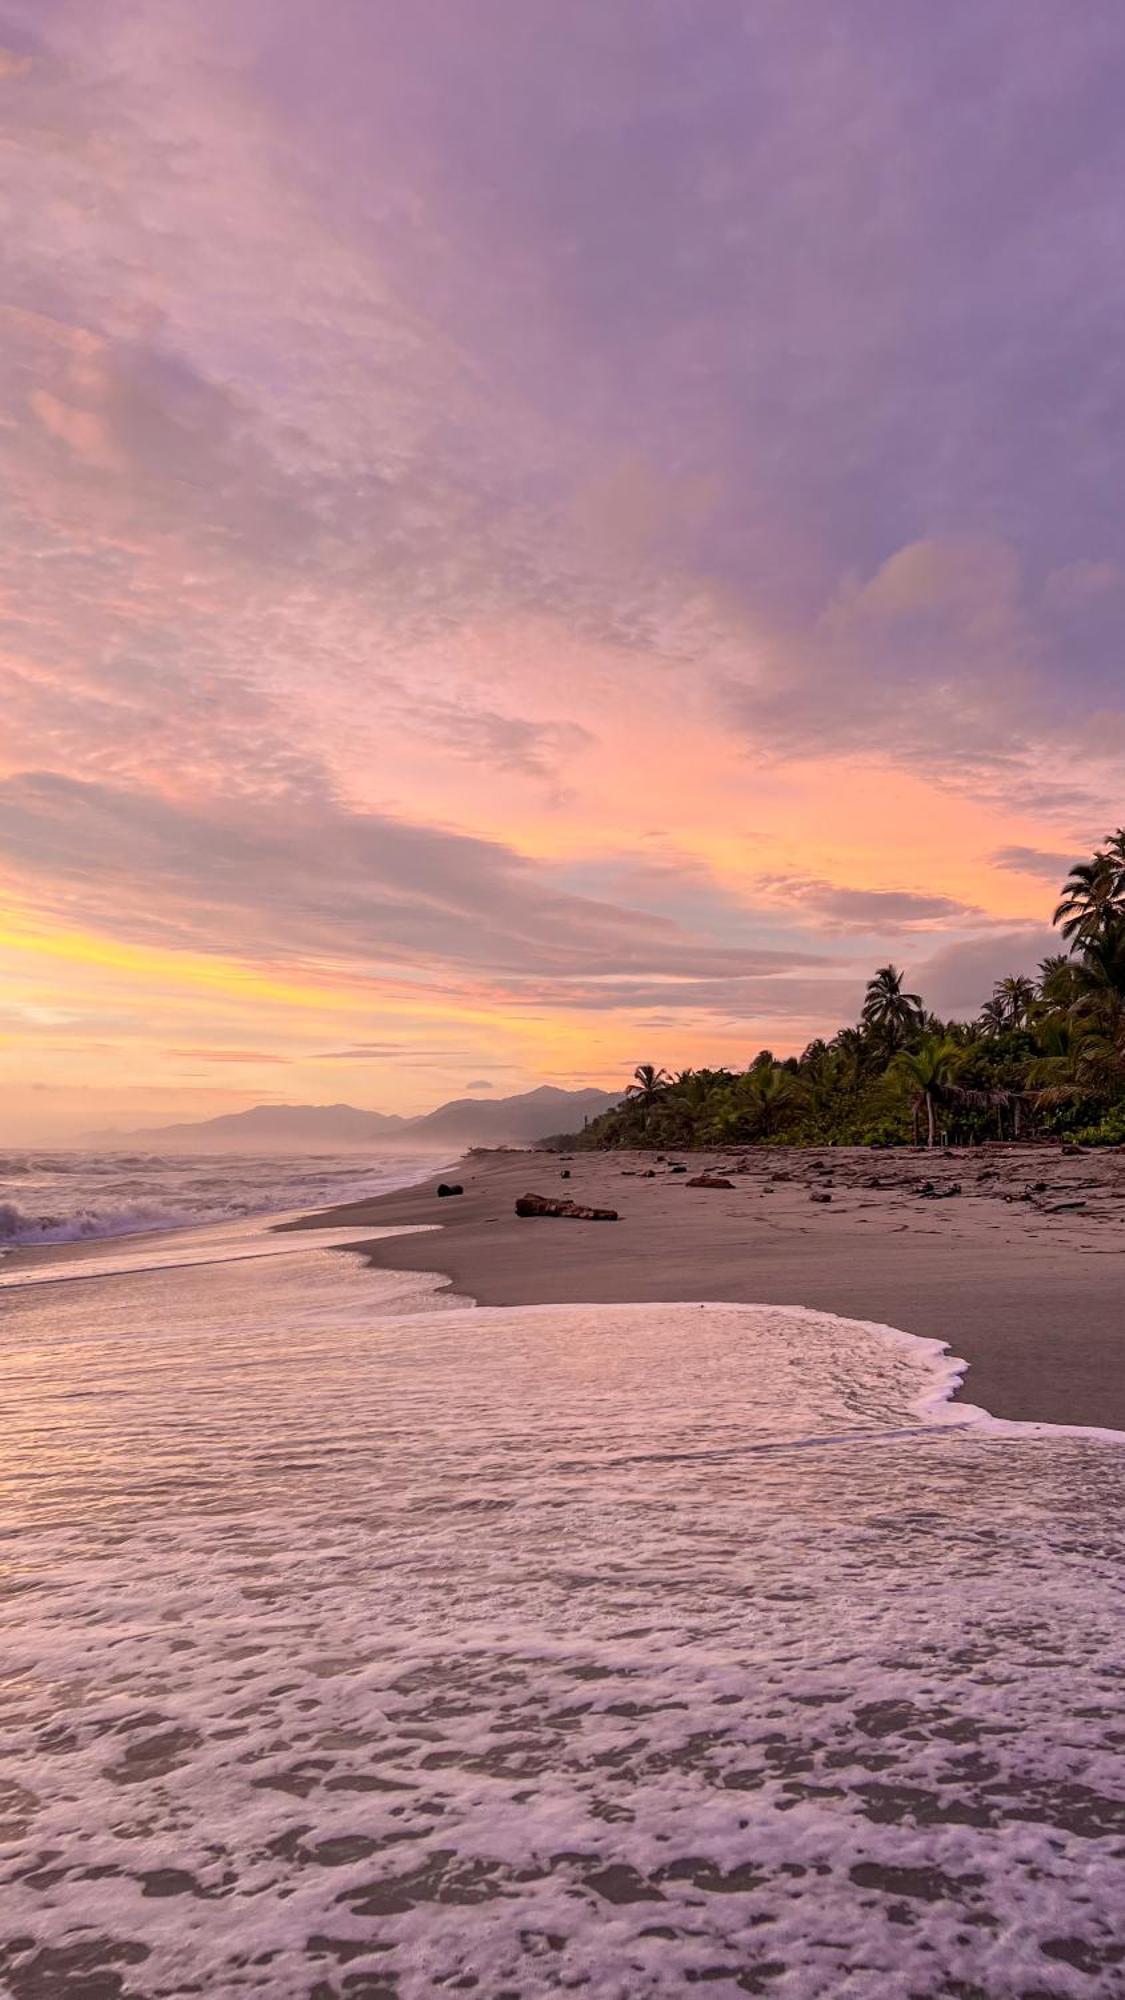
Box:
[95,1086,616,1150]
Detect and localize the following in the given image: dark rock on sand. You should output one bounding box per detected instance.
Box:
[685,1174,735,1189]
[436,1183,464,1198]
[809,1191,832,1203]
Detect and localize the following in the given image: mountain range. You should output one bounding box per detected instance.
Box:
[96,1085,618,1150]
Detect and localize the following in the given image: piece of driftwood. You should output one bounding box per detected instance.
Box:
[515,1192,619,1220]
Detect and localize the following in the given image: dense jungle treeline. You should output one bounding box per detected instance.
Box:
[548,833,1125,1151]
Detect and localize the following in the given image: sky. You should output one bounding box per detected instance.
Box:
[4,0,1125,1141]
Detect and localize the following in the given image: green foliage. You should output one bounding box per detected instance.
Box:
[1070,1103,1125,1146]
[550,830,1125,1152]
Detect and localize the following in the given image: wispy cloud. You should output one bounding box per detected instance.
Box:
[990,845,1082,879]
[3,0,1124,1130]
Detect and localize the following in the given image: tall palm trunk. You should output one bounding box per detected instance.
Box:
[925,1090,936,1148]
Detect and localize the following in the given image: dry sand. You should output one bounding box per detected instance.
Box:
[290,1143,1125,1431]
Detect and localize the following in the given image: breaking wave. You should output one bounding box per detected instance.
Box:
[0,1195,227,1245]
[0,1149,446,1249]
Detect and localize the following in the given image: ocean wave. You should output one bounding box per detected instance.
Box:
[0,1196,242,1246]
[0,1150,447,1252]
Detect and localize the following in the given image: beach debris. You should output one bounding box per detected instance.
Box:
[668,1164,688,1173]
[685,1173,734,1189]
[1043,1199,1088,1212]
[916,1181,961,1198]
[560,1168,571,1178]
[436,1182,464,1198]
[1061,1142,1087,1156]
[809,1190,832,1203]
[515,1192,619,1220]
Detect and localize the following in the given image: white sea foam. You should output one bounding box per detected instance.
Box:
[0,1229,1122,1998]
[0,1147,446,1249]
[0,1213,440,1291]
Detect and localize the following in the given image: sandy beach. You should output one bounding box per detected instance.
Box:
[291,1143,1125,1433]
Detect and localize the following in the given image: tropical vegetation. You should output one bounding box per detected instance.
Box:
[548,834,1125,1151]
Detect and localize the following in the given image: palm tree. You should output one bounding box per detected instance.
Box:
[993,974,1036,1030]
[747,1064,804,1139]
[626,1063,671,1111]
[799,1038,831,1073]
[665,1068,714,1138]
[862,964,924,1050]
[890,1036,965,1148]
[1053,853,1122,944]
[1038,953,1078,1008]
[977,996,1008,1038]
[1066,919,1125,1090]
[945,1017,979,1047]
[719,1062,805,1142]
[1026,1014,1087,1111]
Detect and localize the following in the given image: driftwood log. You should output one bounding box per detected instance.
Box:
[515,1192,619,1221]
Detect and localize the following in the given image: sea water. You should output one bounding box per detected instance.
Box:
[0,1223,1122,1998]
[0,1148,447,1251]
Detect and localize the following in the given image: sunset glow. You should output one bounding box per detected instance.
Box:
[4,1,1125,1140]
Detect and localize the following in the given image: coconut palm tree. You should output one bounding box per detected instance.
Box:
[1026,1014,1088,1110]
[750,1064,804,1138]
[993,974,1036,1030]
[890,1036,965,1148]
[945,1017,979,1047]
[721,1062,805,1142]
[977,996,1008,1038]
[1038,953,1078,1008]
[862,964,924,1050]
[1053,853,1123,944]
[626,1063,671,1111]
[1065,920,1125,1090]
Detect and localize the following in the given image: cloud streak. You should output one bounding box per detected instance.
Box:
[3,0,1123,1130]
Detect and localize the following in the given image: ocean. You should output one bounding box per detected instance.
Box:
[0,1147,448,1251]
[0,1214,1122,1996]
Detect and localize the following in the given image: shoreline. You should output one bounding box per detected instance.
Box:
[287,1141,1125,1432]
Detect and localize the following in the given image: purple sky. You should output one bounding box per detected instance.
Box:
[2,1,1123,1135]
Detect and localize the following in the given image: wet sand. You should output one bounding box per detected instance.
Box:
[289,1143,1125,1432]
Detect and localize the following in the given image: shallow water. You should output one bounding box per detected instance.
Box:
[0,1227,1122,1998]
